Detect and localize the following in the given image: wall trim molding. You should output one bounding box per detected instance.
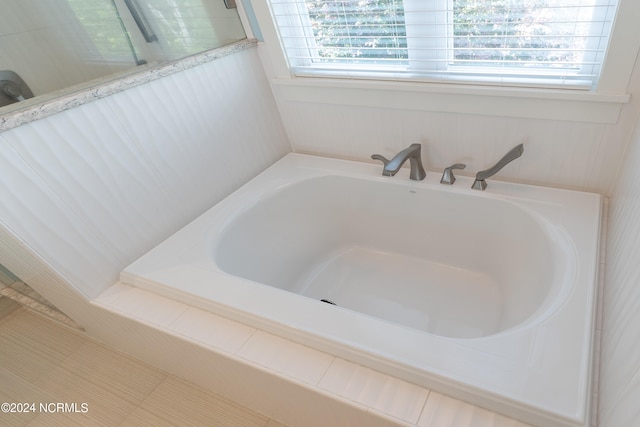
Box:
[273,77,629,124]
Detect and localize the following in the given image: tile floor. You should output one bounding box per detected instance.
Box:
[0,308,289,427]
[0,296,19,319]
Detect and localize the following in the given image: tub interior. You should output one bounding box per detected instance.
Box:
[213,175,560,339]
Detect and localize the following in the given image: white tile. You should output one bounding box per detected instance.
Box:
[229,364,405,427]
[418,392,532,427]
[168,306,255,353]
[106,287,188,327]
[92,282,133,307]
[319,358,429,424]
[237,330,334,385]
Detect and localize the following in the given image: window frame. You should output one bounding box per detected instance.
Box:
[274,0,618,89]
[244,0,639,124]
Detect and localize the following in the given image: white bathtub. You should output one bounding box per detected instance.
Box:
[122,153,601,427]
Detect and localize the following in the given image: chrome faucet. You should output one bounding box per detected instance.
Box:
[371,143,426,180]
[472,143,524,190]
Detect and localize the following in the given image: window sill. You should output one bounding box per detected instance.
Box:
[271,77,630,124]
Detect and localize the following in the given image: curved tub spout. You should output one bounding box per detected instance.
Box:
[472,144,524,190]
[371,143,426,181]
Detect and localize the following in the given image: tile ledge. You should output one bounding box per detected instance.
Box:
[92,282,535,427]
[0,39,258,133]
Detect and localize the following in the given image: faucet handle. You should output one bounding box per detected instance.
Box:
[440,163,466,185]
[371,154,390,166]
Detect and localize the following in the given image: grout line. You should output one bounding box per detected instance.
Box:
[415,389,432,427]
[316,355,337,388]
[121,373,171,423]
[235,328,260,355]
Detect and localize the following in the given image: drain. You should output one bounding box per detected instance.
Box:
[320,299,337,306]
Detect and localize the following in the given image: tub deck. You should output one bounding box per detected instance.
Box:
[121,153,602,427]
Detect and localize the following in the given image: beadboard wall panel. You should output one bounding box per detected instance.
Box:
[102,51,289,221]
[277,97,635,194]
[0,46,290,299]
[598,115,640,426]
[0,135,123,294]
[270,44,640,196]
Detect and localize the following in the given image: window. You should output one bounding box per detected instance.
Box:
[269,0,619,89]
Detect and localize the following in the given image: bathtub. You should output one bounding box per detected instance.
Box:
[122,153,601,427]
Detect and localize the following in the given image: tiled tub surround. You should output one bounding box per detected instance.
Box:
[95,282,536,427]
[120,154,602,427]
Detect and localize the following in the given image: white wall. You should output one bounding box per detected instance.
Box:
[0,45,290,300]
[598,110,640,425]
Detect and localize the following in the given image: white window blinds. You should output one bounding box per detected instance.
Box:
[269,0,619,89]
